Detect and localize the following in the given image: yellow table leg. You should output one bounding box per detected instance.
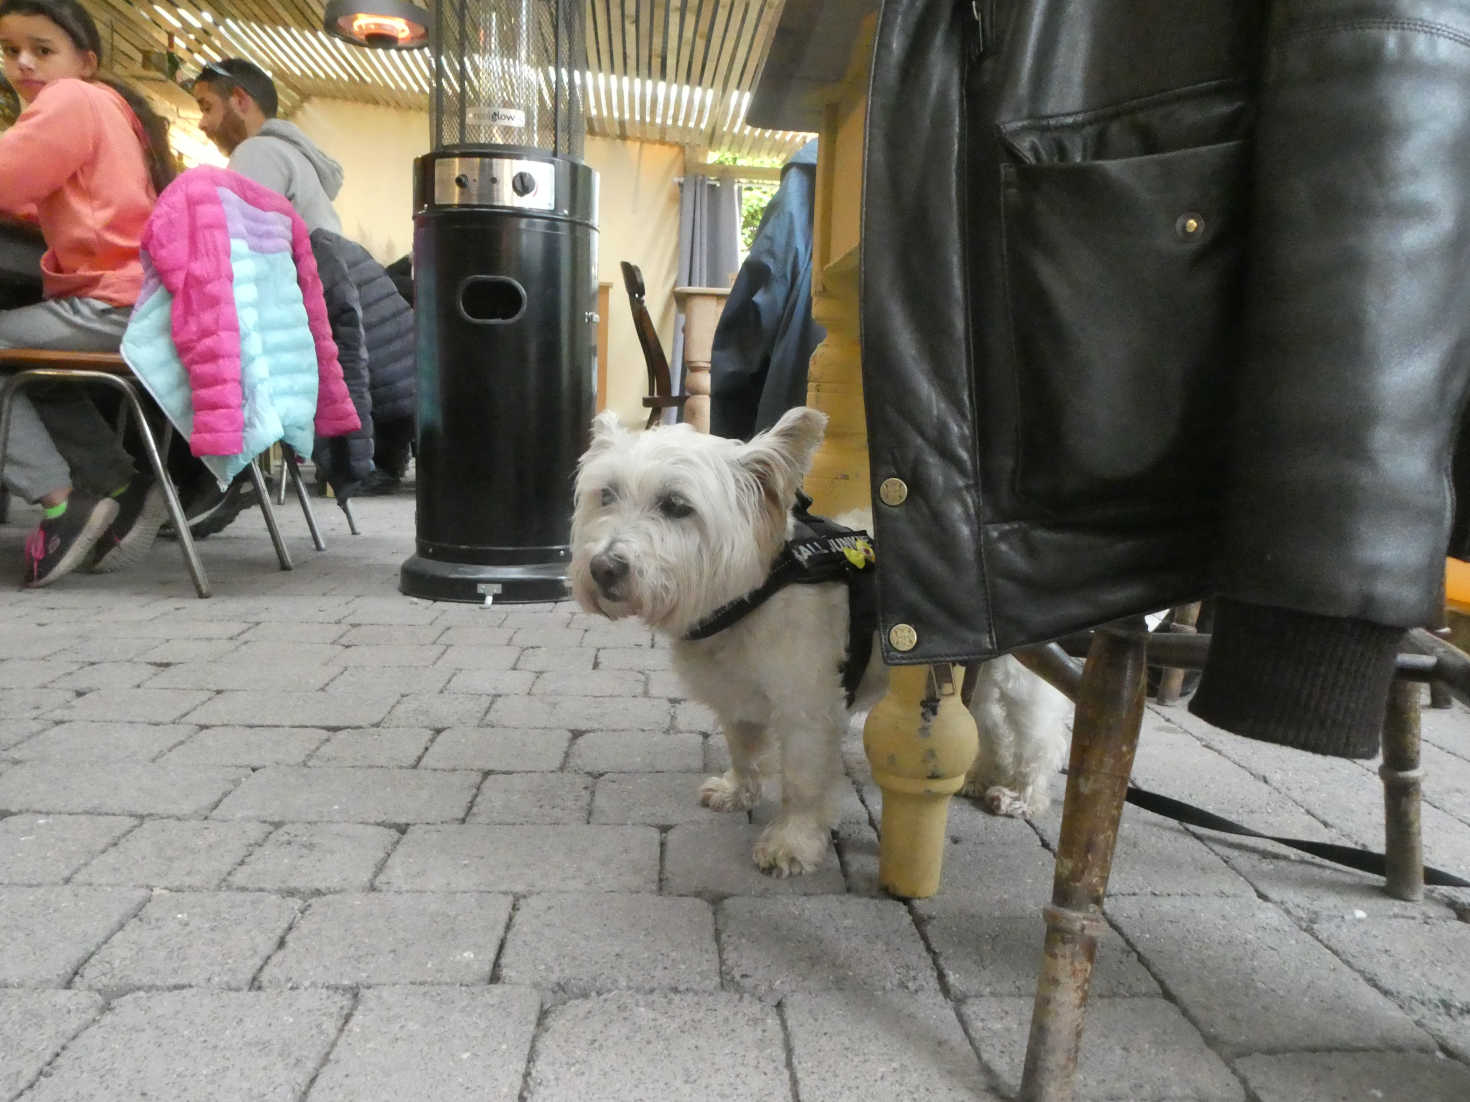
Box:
[803,252,869,517]
[862,664,979,898]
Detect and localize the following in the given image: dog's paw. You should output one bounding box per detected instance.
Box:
[699,772,758,812]
[752,817,829,878]
[982,785,1036,818]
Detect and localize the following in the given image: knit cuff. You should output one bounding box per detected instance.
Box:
[1188,599,1404,758]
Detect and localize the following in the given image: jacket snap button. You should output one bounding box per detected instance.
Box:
[889,623,918,651]
[1175,212,1205,240]
[879,478,908,506]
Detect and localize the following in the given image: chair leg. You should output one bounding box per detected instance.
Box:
[281,450,325,551]
[1019,626,1146,1102]
[0,375,18,492]
[339,497,360,535]
[1380,677,1424,902]
[247,459,293,570]
[123,394,211,599]
[1153,601,1202,705]
[272,444,288,506]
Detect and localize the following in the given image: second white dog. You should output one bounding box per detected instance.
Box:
[569,406,1071,876]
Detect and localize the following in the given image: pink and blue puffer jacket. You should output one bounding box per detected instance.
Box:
[122,166,360,484]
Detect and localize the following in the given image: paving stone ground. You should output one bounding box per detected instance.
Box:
[2,490,1468,1100]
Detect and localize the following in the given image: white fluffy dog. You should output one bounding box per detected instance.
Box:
[569,406,1071,876]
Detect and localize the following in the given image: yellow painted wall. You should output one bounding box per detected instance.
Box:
[583,133,681,429]
[289,98,425,265]
[289,99,681,429]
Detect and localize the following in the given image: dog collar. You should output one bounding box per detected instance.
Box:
[684,493,877,705]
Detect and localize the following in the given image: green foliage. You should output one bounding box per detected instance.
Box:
[740,180,779,254]
[706,150,788,256]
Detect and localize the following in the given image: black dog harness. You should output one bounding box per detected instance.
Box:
[684,492,877,706]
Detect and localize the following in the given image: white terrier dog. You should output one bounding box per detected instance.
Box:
[569,406,1071,876]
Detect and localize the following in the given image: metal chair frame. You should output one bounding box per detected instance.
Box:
[0,350,329,597]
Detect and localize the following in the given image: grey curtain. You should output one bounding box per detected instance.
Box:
[669,174,741,422]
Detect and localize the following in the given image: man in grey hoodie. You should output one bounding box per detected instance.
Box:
[190,59,345,235]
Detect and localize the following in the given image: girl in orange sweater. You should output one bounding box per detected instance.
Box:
[0,0,176,586]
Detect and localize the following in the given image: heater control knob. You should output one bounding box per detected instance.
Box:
[511,171,537,197]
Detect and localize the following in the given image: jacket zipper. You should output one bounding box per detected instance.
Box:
[969,0,994,56]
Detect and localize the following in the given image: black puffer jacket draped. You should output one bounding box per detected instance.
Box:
[860,0,1470,756]
[343,238,416,425]
[309,230,372,493]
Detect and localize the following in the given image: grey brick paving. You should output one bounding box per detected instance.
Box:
[183,689,399,727]
[591,771,726,825]
[0,762,246,817]
[307,726,434,766]
[0,690,80,719]
[960,997,1244,1100]
[259,892,511,986]
[306,986,540,1102]
[785,990,1000,1101]
[71,819,272,889]
[923,913,1160,998]
[499,893,719,998]
[487,692,672,730]
[0,719,44,751]
[378,825,660,892]
[420,725,571,770]
[1107,896,1436,1052]
[45,661,158,691]
[1235,1051,1470,1102]
[517,646,595,672]
[382,691,492,727]
[19,989,351,1102]
[0,814,135,883]
[6,721,196,762]
[665,820,849,897]
[436,642,519,668]
[441,667,539,695]
[567,730,704,772]
[0,989,103,1099]
[76,890,300,994]
[598,645,673,670]
[227,822,401,893]
[465,773,593,824]
[325,664,456,696]
[525,991,791,1102]
[144,660,340,692]
[719,896,944,1001]
[0,885,147,985]
[211,766,479,824]
[159,726,331,766]
[1311,917,1470,1053]
[47,687,213,723]
[5,494,1470,1098]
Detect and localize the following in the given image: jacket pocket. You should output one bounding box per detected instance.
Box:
[998,88,1248,514]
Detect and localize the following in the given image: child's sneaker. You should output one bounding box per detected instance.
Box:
[22,491,118,588]
[92,476,168,573]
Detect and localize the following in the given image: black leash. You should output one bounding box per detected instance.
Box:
[1123,783,1470,888]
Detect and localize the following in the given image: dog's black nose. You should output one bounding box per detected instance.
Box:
[590,550,629,594]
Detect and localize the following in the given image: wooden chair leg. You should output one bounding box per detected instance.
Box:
[1428,624,1455,709]
[1380,677,1424,901]
[1154,601,1201,705]
[1019,626,1146,1102]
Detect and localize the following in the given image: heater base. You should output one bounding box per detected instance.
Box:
[399,554,569,604]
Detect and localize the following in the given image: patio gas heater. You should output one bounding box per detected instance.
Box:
[399,0,597,603]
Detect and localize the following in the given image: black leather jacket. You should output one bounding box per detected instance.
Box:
[861,0,1470,755]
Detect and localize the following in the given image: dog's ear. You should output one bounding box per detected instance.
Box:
[583,410,626,457]
[738,406,829,507]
